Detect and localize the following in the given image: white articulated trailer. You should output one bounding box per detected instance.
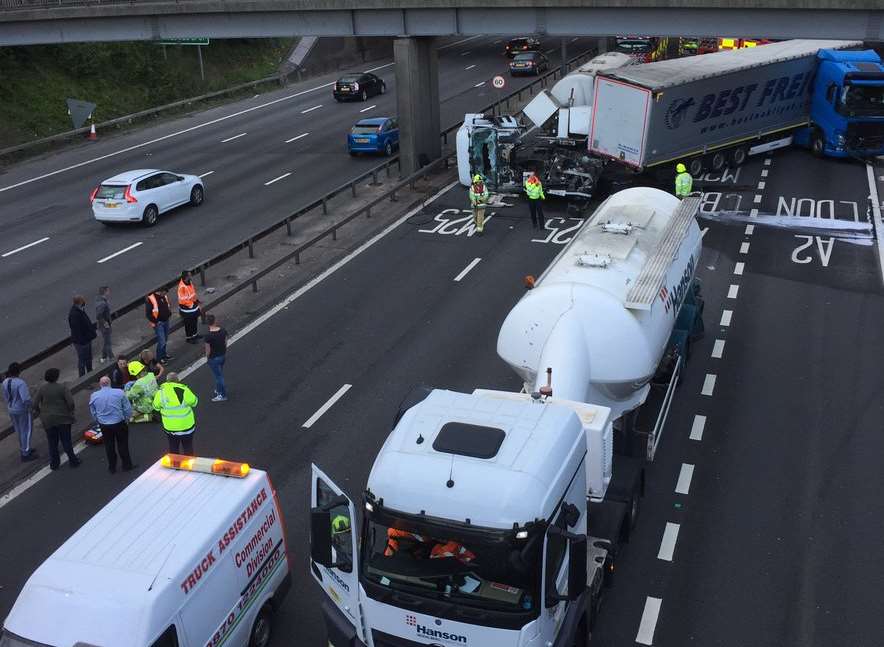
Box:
[309,188,703,647]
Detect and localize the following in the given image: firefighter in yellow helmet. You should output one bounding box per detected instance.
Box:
[675,162,693,198]
[469,174,489,236]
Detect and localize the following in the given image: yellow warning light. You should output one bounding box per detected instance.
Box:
[160,454,250,478]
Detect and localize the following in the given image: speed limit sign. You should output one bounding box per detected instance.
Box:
[492,75,506,89]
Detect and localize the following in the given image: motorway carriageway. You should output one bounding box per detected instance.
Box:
[0,35,598,364]
[0,143,882,645]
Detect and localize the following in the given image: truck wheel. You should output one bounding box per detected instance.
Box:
[248,604,273,647]
[811,130,825,157]
[711,151,727,171]
[731,146,748,166]
[688,157,704,176]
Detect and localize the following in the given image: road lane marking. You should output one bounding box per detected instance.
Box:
[764,158,772,166]
[285,132,310,143]
[734,262,745,275]
[464,64,476,70]
[744,224,755,235]
[570,37,580,42]
[757,181,766,190]
[474,81,486,87]
[199,170,215,178]
[546,48,556,54]
[749,208,759,218]
[97,241,143,264]
[2,236,50,258]
[439,35,483,50]
[221,132,247,143]
[264,172,292,186]
[657,522,680,561]
[460,51,472,56]
[0,181,459,506]
[702,374,716,396]
[727,284,739,299]
[301,104,322,114]
[454,257,482,282]
[0,62,395,195]
[753,194,762,204]
[493,39,502,44]
[359,104,377,113]
[761,169,769,177]
[739,241,750,254]
[720,309,733,327]
[712,339,725,359]
[302,384,352,428]
[675,463,695,494]
[866,163,884,286]
[636,597,662,645]
[690,414,706,441]
[700,226,709,238]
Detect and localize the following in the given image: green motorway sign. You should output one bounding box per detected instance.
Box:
[156,38,210,46]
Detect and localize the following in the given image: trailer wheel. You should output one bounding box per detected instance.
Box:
[731,146,748,166]
[811,129,825,157]
[688,157,705,176]
[711,151,727,171]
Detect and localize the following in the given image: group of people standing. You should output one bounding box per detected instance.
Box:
[468,170,546,236]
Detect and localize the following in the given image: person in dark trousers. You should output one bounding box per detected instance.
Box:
[95,286,113,363]
[68,295,97,377]
[177,270,202,344]
[524,171,546,230]
[152,372,198,455]
[89,376,135,473]
[110,355,131,389]
[2,362,36,462]
[145,289,173,364]
[32,368,80,470]
[204,314,228,402]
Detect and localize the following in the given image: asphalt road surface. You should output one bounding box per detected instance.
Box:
[0,35,598,364]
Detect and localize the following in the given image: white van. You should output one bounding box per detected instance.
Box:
[1,455,291,647]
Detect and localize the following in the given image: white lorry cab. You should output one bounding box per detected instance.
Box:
[1,455,291,647]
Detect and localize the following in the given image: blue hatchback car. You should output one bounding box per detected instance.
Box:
[347,117,399,156]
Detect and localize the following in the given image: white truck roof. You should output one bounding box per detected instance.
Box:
[368,389,608,529]
[4,460,270,647]
[606,39,862,91]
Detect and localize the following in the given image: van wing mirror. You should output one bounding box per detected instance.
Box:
[310,509,334,568]
[567,535,588,600]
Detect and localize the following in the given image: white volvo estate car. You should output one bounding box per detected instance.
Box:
[91,169,205,226]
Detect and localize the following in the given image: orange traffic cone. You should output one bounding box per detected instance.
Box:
[88,122,97,140]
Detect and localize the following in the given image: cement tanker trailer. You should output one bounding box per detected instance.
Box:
[498,186,704,461]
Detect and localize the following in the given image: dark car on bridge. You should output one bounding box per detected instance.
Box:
[505,37,541,58]
[333,72,386,102]
[347,117,399,156]
[509,51,549,76]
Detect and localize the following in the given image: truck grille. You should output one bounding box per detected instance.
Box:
[846,122,884,150]
[371,630,427,647]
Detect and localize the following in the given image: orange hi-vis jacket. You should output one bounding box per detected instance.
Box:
[177,280,199,313]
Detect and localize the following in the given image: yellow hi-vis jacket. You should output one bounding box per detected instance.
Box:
[524,178,545,200]
[469,182,489,207]
[153,381,198,433]
[675,172,693,197]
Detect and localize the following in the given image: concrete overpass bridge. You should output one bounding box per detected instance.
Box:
[2,0,882,173]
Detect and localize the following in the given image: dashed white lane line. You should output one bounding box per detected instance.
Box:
[753,194,762,204]
[493,39,502,44]
[359,104,377,113]
[727,284,740,299]
[636,597,663,645]
[745,224,755,235]
[690,414,706,441]
[264,172,292,186]
[712,339,725,359]
[749,208,759,218]
[0,183,460,508]
[460,50,472,56]
[464,64,476,70]
[199,170,215,178]
[285,132,310,143]
[720,309,733,327]
[739,241,750,254]
[764,158,772,166]
[0,62,397,194]
[474,81,486,87]
[439,35,483,50]
[675,463,695,495]
[2,236,50,258]
[302,383,352,428]
[301,104,323,114]
[570,37,580,42]
[454,257,482,282]
[757,181,766,190]
[702,373,717,396]
[657,522,680,562]
[761,169,769,178]
[734,262,745,275]
[97,241,143,264]
[220,132,247,143]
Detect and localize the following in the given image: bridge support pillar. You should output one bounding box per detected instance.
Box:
[394,36,441,176]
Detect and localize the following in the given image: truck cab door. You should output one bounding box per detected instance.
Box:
[309,464,366,644]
